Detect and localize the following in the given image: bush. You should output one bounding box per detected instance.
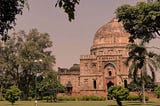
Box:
[108,86,129,106]
[139,95,149,101]
[154,86,160,98]
[57,96,76,101]
[77,96,105,101]
[57,95,105,101]
[127,94,149,101]
[5,86,21,105]
[127,95,140,101]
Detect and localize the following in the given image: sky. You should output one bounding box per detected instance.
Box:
[14,0,147,69]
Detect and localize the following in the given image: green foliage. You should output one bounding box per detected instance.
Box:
[116,1,160,43]
[40,71,65,102]
[127,95,140,101]
[56,95,105,101]
[57,96,76,101]
[116,1,160,104]
[5,86,21,105]
[128,76,157,92]
[0,0,78,42]
[0,29,56,100]
[108,85,129,106]
[139,95,149,101]
[124,43,160,104]
[0,0,27,41]
[77,96,105,101]
[127,94,149,101]
[55,0,80,21]
[154,86,160,98]
[17,29,55,100]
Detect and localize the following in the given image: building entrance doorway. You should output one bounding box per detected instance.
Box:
[107,81,114,89]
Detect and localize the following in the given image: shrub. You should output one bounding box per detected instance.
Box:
[108,86,129,106]
[5,86,21,105]
[154,86,160,98]
[126,94,149,101]
[139,95,149,101]
[78,96,105,101]
[127,95,139,101]
[57,95,105,101]
[57,96,76,101]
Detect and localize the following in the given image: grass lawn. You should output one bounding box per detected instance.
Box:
[0,99,160,106]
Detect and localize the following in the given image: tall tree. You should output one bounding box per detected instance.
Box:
[17,29,55,100]
[116,1,160,104]
[0,29,56,100]
[40,71,65,102]
[125,43,160,103]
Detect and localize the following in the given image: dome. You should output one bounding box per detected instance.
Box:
[92,18,130,48]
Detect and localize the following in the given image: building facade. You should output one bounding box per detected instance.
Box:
[58,18,131,96]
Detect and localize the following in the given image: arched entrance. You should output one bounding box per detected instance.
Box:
[107,81,114,100]
[107,81,114,89]
[66,81,72,95]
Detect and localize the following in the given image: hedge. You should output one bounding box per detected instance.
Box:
[57,95,106,101]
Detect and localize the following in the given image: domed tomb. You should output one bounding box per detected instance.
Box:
[58,18,132,97]
[91,18,130,55]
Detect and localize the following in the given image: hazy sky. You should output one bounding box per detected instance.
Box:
[15,0,141,69]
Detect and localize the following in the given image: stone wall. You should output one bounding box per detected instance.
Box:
[58,74,80,95]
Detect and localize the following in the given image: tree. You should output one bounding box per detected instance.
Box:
[116,1,160,104]
[55,0,80,21]
[5,86,21,105]
[108,85,129,106]
[128,76,157,96]
[116,1,160,43]
[0,0,28,41]
[17,29,55,100]
[0,29,56,100]
[125,43,160,104]
[40,71,65,102]
[0,0,80,41]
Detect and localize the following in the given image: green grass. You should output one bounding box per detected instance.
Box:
[0,99,160,106]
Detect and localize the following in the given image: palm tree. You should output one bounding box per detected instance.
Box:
[126,42,160,104]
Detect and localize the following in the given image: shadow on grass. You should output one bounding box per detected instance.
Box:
[125,102,160,106]
[107,101,160,106]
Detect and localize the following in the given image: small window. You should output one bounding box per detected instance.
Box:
[124,80,128,88]
[93,80,97,89]
[109,71,112,76]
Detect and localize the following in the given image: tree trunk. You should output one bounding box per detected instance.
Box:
[0,85,2,100]
[142,78,146,104]
[116,98,122,106]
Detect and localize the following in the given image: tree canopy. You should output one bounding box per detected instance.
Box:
[0,29,56,100]
[55,0,80,21]
[0,0,80,41]
[116,1,160,43]
[0,0,27,41]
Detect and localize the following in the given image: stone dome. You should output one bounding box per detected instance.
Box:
[92,18,130,49]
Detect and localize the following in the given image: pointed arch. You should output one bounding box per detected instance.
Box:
[104,63,116,70]
[107,81,114,89]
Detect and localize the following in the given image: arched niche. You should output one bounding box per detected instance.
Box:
[104,63,116,77]
[66,81,72,95]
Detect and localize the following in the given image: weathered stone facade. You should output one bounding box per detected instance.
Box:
[58,18,131,96]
